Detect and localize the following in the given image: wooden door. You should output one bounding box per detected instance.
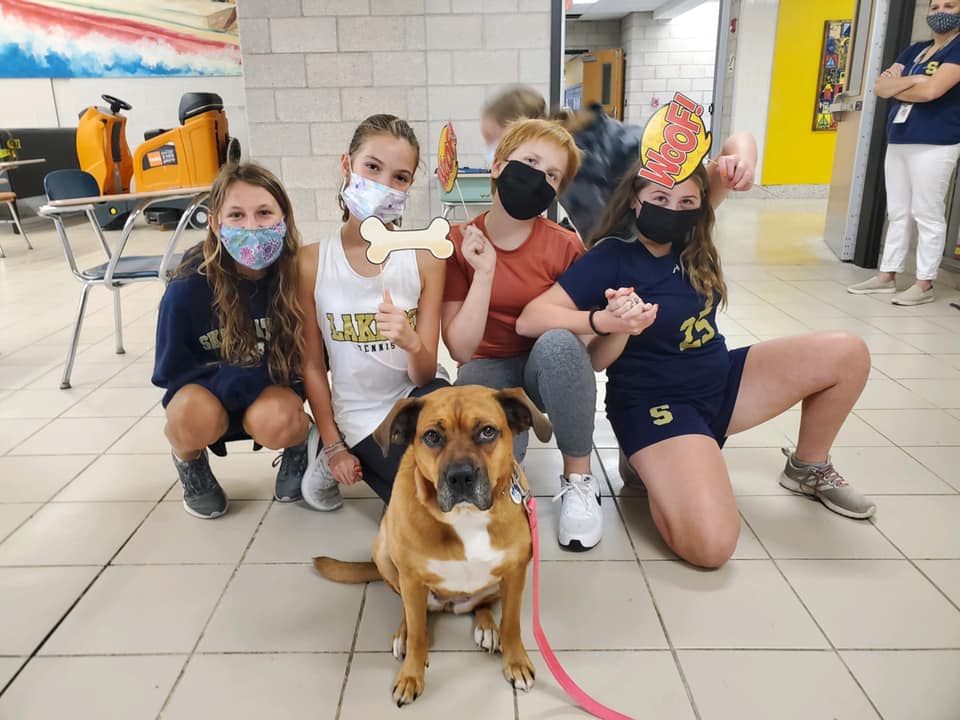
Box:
[581,48,624,120]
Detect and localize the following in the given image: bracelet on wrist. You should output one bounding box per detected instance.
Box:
[322,439,346,459]
[588,309,610,336]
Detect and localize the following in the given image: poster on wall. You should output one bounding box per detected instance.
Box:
[0,0,240,78]
[813,19,851,132]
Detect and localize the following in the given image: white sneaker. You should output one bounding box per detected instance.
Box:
[554,473,602,551]
[300,425,344,511]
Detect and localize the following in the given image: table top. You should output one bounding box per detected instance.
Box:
[44,185,212,209]
[0,158,46,171]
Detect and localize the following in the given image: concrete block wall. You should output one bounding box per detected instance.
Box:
[620,2,719,128]
[564,19,621,52]
[238,0,551,242]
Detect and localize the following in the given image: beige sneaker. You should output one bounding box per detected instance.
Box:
[891,284,935,306]
[847,276,896,294]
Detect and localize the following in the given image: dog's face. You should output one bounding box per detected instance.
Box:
[374,386,552,513]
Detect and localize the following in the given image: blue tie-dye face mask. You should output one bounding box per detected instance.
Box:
[219,219,286,270]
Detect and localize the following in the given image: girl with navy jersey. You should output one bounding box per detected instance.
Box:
[153,163,311,520]
[518,139,877,569]
[848,0,960,304]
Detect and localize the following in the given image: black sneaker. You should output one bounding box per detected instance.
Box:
[173,450,228,519]
[273,440,308,502]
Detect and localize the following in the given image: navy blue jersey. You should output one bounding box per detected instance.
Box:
[152,267,276,411]
[558,237,729,413]
[888,39,960,145]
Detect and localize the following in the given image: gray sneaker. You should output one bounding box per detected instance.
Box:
[300,425,343,511]
[273,440,308,502]
[780,448,876,519]
[173,450,228,519]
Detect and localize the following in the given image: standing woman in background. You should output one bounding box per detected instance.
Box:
[848,0,960,305]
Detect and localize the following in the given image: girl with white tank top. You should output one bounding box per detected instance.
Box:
[298,115,448,506]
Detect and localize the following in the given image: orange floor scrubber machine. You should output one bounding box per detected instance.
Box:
[76,92,240,229]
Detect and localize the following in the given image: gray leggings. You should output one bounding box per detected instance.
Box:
[454,329,596,460]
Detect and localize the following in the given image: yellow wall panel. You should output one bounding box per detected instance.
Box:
[763,0,855,185]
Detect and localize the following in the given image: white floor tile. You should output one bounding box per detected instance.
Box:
[164,653,345,720]
[681,650,878,720]
[644,560,828,649]
[0,655,185,720]
[779,560,960,649]
[842,651,960,720]
[40,564,233,655]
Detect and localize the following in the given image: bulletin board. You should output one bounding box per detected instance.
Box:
[813,19,851,131]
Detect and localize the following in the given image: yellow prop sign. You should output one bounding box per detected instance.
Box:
[638,92,712,189]
[436,121,459,194]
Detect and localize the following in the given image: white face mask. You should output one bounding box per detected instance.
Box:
[340,172,408,223]
[484,144,497,167]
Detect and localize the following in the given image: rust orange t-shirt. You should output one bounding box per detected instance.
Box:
[443,213,584,360]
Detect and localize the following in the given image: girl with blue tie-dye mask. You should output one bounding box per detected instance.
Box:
[153,162,311,520]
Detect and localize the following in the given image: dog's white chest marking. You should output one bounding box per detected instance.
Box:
[426,511,504,611]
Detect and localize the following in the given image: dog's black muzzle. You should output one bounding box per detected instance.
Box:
[437,459,492,512]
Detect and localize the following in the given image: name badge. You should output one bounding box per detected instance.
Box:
[893,103,913,124]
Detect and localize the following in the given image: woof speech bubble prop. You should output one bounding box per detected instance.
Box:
[436,122,459,195]
[361,216,454,265]
[638,92,712,189]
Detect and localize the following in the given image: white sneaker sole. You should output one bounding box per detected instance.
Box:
[891,295,934,306]
[779,476,875,519]
[182,499,228,520]
[558,512,603,552]
[847,286,895,295]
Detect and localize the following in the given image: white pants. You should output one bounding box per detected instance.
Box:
[880,142,960,280]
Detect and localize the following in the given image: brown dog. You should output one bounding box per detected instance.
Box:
[313,385,552,706]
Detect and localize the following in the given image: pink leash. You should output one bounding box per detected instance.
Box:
[524,495,635,720]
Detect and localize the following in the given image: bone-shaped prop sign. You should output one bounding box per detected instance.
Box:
[361,216,454,265]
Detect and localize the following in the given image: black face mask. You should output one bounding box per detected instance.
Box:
[634,202,701,247]
[496,160,556,220]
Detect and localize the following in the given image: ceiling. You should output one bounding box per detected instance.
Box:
[566,0,664,21]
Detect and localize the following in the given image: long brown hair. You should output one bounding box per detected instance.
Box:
[337,113,421,223]
[588,161,727,308]
[175,162,305,385]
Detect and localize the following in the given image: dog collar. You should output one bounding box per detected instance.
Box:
[508,462,531,510]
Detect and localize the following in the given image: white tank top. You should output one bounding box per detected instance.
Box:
[314,232,421,447]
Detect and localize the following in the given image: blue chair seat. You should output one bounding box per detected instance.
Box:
[81,254,182,281]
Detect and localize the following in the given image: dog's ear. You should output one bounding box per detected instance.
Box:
[373,397,424,457]
[495,388,553,443]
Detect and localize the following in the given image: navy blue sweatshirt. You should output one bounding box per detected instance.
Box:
[152,268,277,413]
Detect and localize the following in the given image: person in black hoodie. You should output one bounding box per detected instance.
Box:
[153,162,310,519]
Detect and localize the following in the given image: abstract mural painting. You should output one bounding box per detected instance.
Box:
[0,0,240,78]
[813,19,851,132]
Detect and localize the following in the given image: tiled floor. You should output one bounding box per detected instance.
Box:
[1,199,959,719]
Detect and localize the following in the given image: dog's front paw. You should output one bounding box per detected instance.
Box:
[473,618,500,653]
[502,652,535,692]
[392,667,425,706]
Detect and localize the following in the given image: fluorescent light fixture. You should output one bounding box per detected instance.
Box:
[571,0,599,5]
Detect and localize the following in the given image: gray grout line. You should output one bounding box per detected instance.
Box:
[0,488,172,699]
[595,444,703,720]
[154,499,275,720]
[334,582,368,720]
[736,512,886,720]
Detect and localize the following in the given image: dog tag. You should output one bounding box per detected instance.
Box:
[893,103,912,124]
[510,479,524,504]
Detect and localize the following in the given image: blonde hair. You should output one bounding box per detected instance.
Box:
[337,114,421,222]
[175,162,305,385]
[493,118,582,194]
[483,85,547,128]
[589,162,727,308]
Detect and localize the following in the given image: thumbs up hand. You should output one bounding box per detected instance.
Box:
[376,288,421,353]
